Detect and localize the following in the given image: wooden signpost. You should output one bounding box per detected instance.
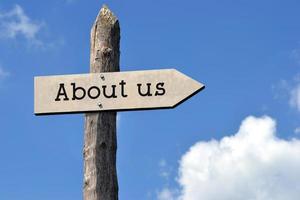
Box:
[34,5,205,200]
[34,69,204,115]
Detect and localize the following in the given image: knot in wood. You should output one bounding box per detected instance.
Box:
[84,179,89,188]
[101,46,113,57]
[95,50,101,61]
[100,142,107,150]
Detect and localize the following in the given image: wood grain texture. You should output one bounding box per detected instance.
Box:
[83,5,119,200]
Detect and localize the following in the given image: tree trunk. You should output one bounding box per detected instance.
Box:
[83,5,120,200]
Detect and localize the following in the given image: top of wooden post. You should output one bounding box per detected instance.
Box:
[95,5,118,26]
[90,4,120,73]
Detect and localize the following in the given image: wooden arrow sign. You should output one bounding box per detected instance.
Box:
[34,69,204,115]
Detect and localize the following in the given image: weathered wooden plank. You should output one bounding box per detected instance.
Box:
[34,69,204,115]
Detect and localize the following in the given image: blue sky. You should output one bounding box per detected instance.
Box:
[0,0,300,199]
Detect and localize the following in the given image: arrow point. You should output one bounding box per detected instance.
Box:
[171,69,205,108]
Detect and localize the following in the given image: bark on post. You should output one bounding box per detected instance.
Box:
[83,5,120,200]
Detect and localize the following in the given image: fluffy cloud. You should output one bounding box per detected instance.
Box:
[159,116,300,200]
[0,5,43,44]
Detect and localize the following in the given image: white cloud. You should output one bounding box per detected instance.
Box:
[159,116,300,200]
[291,48,300,65]
[0,4,43,45]
[273,75,300,113]
[157,159,177,199]
[159,159,171,179]
[272,79,290,100]
[157,188,177,200]
[295,127,300,135]
[290,83,300,112]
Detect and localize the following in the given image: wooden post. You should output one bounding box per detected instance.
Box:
[83,5,120,200]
